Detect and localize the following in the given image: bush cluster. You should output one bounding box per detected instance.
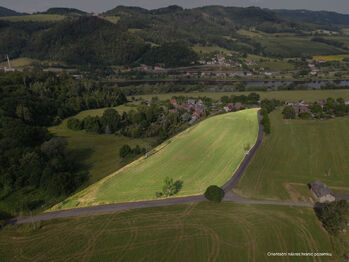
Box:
[204,185,224,202]
[315,200,349,235]
[119,144,146,158]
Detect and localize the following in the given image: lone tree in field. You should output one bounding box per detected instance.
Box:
[162,177,177,197]
[156,177,183,198]
[204,185,224,202]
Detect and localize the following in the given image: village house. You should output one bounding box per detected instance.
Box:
[316,59,327,63]
[154,66,165,71]
[310,181,335,203]
[227,104,234,111]
[285,101,298,106]
[181,112,191,122]
[175,104,186,111]
[189,114,199,125]
[317,100,326,107]
[299,106,312,115]
[298,100,310,107]
[170,99,177,106]
[234,102,242,110]
[310,70,318,76]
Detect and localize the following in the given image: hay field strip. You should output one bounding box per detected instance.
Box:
[51,109,259,210]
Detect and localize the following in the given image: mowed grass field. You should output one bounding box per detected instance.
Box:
[0,202,338,262]
[0,57,37,68]
[49,105,155,185]
[313,54,349,61]
[133,89,349,102]
[51,109,259,210]
[235,110,349,202]
[0,14,65,22]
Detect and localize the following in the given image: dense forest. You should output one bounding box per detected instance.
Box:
[0,72,127,214]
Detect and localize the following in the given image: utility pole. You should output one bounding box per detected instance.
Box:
[6,55,11,69]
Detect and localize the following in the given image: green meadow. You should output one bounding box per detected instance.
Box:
[0,14,65,22]
[236,110,349,202]
[313,54,349,61]
[49,105,155,185]
[0,202,338,262]
[51,109,259,210]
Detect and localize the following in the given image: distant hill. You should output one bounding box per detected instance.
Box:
[104,6,148,16]
[1,5,349,66]
[150,5,183,15]
[23,16,147,66]
[44,7,87,15]
[273,9,349,27]
[0,6,25,17]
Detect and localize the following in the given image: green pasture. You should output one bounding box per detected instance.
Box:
[0,57,37,68]
[193,45,232,54]
[236,110,349,202]
[313,54,349,61]
[0,202,338,261]
[259,36,345,57]
[132,89,349,102]
[51,109,259,210]
[69,104,139,120]
[257,60,295,71]
[102,16,120,24]
[49,105,155,185]
[0,14,65,22]
[237,29,346,57]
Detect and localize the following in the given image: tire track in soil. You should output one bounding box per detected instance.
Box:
[114,218,139,262]
[80,212,122,262]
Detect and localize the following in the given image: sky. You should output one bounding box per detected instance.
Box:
[2,0,349,14]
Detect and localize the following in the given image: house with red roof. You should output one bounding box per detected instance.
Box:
[234,102,242,110]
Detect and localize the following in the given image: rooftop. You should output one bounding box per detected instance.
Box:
[310,180,333,198]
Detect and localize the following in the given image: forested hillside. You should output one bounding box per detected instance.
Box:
[0,72,127,215]
[0,6,25,17]
[1,5,349,67]
[274,9,349,27]
[44,7,87,15]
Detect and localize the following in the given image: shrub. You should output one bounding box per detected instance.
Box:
[119,144,146,158]
[315,200,349,235]
[299,112,312,119]
[282,106,296,119]
[67,118,83,130]
[120,144,132,158]
[261,113,271,134]
[204,185,224,202]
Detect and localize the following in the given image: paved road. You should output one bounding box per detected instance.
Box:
[7,110,312,225]
[221,111,264,193]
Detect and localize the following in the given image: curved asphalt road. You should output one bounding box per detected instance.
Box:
[7,110,312,225]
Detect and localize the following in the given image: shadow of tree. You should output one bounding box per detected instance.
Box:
[174,180,183,194]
